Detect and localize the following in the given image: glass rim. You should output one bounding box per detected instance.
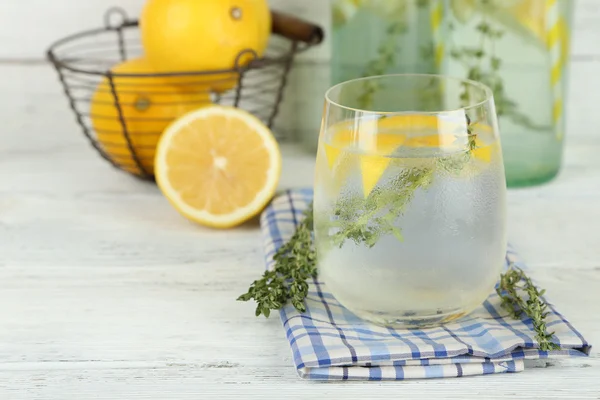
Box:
[324,73,495,115]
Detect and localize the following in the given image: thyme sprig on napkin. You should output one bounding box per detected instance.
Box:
[237,204,316,317]
[497,265,560,351]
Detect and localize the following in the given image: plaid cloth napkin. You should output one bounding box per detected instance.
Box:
[261,189,591,381]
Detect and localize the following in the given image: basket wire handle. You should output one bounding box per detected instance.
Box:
[104,7,131,61]
[104,7,130,30]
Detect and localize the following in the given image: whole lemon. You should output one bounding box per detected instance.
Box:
[90,57,211,176]
[140,0,272,93]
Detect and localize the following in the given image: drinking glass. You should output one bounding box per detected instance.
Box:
[313,74,507,327]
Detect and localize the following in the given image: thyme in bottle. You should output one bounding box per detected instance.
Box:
[450,7,550,131]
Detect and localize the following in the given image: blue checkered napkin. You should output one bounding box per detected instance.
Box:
[261,189,592,381]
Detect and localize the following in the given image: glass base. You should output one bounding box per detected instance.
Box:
[347,305,476,329]
[505,166,560,188]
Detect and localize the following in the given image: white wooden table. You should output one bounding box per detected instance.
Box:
[1,64,599,399]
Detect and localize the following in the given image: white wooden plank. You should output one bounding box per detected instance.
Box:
[4,366,600,400]
[570,0,600,59]
[0,265,598,398]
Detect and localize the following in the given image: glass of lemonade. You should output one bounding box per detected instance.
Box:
[313,74,507,328]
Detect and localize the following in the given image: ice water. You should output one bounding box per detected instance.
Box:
[313,122,507,327]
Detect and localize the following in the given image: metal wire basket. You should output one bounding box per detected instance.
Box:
[47,7,324,180]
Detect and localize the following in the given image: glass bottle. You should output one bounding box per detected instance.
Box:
[440,0,574,186]
[331,0,441,86]
[330,0,574,187]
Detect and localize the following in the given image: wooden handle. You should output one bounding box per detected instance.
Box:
[270,11,324,45]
